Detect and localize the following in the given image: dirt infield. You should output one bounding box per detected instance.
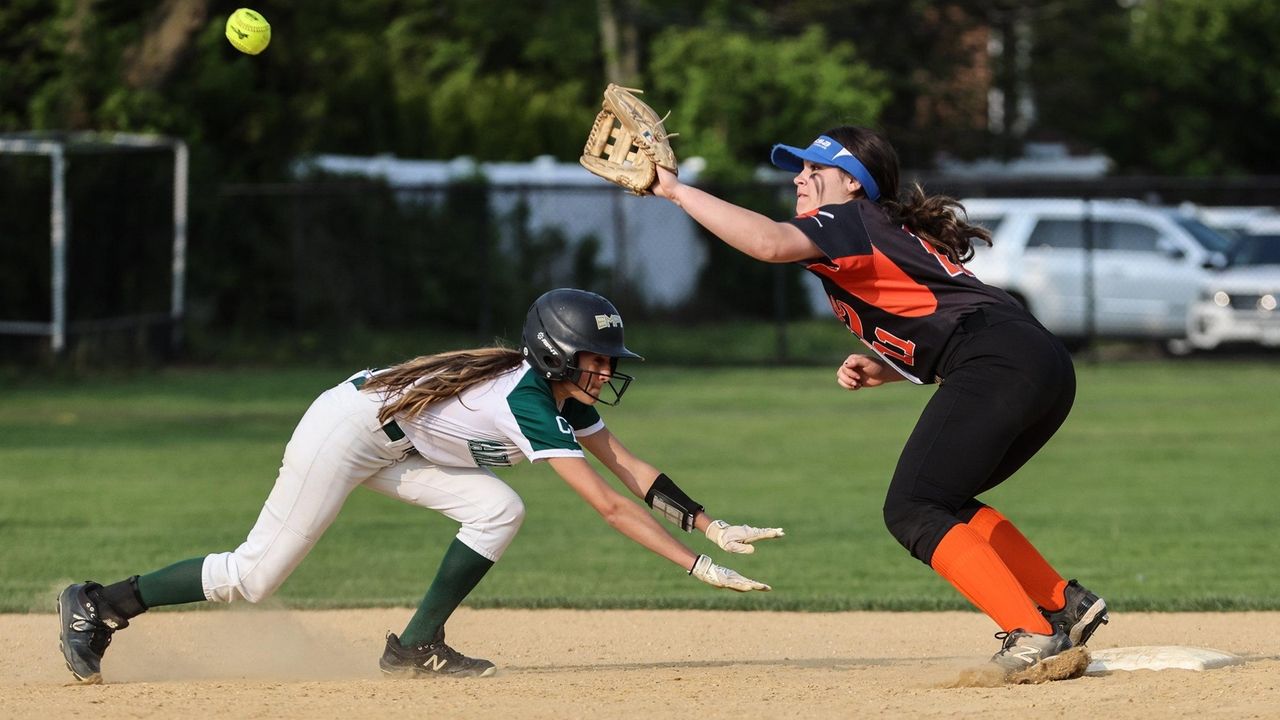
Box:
[3,609,1277,718]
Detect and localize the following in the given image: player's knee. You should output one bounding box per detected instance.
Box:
[882,501,918,551]
[882,498,948,563]
[457,492,525,562]
[486,492,526,534]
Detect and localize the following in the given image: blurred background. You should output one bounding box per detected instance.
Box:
[2,0,1279,368]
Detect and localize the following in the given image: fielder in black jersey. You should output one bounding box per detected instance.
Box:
[654,126,1109,679]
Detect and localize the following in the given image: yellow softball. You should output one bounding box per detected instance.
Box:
[225,8,271,55]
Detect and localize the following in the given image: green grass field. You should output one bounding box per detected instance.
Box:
[1,360,1276,613]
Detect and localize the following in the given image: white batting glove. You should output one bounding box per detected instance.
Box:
[705,519,785,554]
[689,554,771,592]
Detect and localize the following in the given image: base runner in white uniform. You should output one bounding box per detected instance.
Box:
[58,289,782,682]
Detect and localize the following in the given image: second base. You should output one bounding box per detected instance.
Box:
[1085,646,1241,674]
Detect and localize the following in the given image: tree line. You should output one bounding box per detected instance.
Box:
[3,0,1277,184]
[3,0,1278,362]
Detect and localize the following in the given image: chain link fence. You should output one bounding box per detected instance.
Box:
[3,163,1278,364]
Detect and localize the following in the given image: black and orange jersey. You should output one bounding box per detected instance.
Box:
[790,198,1018,383]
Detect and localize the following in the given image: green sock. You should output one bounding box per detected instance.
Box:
[136,557,208,607]
[399,539,494,647]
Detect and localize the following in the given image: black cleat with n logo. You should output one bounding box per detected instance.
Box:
[379,630,496,678]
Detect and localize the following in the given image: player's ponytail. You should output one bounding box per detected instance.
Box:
[883,184,992,264]
[362,347,523,424]
[825,126,992,264]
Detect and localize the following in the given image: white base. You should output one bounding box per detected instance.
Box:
[1086,646,1242,674]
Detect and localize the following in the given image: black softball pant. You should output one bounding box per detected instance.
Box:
[882,304,1076,565]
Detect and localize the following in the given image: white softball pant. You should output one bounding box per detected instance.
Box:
[202,378,525,604]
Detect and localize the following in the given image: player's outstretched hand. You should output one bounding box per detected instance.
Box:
[689,554,771,592]
[705,519,785,554]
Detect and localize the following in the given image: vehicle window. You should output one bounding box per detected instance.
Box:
[1100,221,1160,252]
[1174,217,1235,254]
[1027,219,1084,249]
[1231,234,1280,266]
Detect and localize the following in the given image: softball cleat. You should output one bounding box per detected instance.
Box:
[1043,579,1109,646]
[989,628,1073,675]
[58,581,126,684]
[379,630,496,678]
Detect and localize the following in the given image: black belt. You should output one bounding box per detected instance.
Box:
[349,376,406,442]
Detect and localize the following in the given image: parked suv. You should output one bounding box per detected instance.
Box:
[959,198,1231,345]
[1186,215,1280,350]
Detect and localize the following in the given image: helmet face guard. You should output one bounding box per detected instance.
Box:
[565,362,634,406]
[522,289,643,405]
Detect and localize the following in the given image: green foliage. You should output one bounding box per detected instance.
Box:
[2,360,1278,612]
[5,0,1275,182]
[1121,0,1280,175]
[383,2,601,161]
[650,25,889,181]
[0,1,64,130]
[1031,0,1280,175]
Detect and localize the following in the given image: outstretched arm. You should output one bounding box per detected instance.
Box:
[578,429,785,554]
[548,455,695,566]
[547,455,769,591]
[653,166,821,263]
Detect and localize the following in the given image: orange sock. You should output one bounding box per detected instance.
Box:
[930,524,1053,634]
[965,506,1068,611]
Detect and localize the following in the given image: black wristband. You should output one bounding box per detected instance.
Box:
[688,554,707,575]
[644,473,704,532]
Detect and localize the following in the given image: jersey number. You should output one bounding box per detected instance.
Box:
[828,297,917,367]
[918,237,973,278]
[872,327,917,367]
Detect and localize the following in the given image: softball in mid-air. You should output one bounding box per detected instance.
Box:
[225,8,271,55]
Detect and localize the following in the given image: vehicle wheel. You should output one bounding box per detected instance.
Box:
[1161,338,1195,357]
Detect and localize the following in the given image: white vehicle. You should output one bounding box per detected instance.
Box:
[958,198,1232,345]
[1186,216,1280,350]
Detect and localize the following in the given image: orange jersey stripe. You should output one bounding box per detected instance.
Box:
[807,246,938,318]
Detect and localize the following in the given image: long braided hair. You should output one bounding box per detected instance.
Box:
[822,125,992,263]
[359,347,524,424]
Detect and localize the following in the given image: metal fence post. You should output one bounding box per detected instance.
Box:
[50,146,66,355]
[1082,196,1098,362]
[171,141,188,354]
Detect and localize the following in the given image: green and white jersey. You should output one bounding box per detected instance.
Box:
[392,361,604,468]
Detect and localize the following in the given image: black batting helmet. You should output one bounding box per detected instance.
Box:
[521,289,642,404]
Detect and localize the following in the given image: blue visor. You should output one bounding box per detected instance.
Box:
[770,135,881,202]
